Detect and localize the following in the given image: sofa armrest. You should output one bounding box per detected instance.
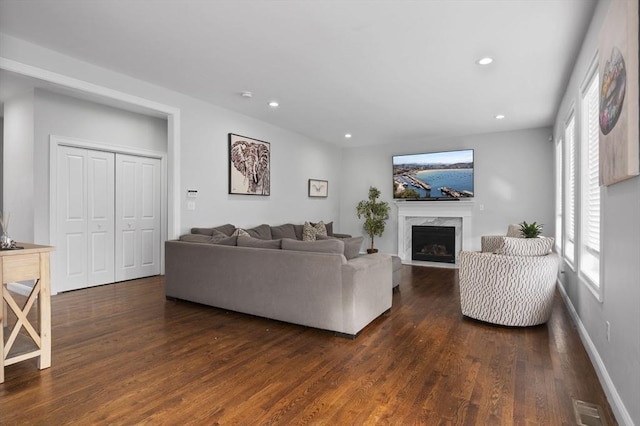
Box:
[480,235,503,253]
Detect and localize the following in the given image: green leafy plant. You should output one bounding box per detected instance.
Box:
[519,221,543,238]
[356,186,390,253]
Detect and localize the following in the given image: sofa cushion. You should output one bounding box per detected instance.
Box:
[302,221,328,241]
[496,236,554,256]
[317,235,362,260]
[191,223,236,236]
[270,223,298,240]
[282,238,344,255]
[293,224,304,240]
[237,235,282,249]
[311,221,333,236]
[179,234,215,243]
[245,224,273,240]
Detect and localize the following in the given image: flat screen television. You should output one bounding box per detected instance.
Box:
[393,149,474,200]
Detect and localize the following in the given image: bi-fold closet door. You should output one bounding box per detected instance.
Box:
[56,146,160,292]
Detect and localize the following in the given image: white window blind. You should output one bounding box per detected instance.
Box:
[580,71,600,288]
[584,75,600,254]
[555,138,563,252]
[564,115,576,263]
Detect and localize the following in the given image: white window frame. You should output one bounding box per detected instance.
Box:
[555,137,563,254]
[578,54,602,300]
[563,110,576,268]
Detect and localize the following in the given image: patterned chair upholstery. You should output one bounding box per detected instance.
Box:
[459,236,561,327]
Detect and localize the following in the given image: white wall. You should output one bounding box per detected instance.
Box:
[2,90,34,242]
[553,0,639,424]
[339,127,555,253]
[32,89,168,243]
[0,34,342,240]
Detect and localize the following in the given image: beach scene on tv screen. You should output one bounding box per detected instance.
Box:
[393,150,474,199]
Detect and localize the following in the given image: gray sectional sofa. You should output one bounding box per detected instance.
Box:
[165,222,393,337]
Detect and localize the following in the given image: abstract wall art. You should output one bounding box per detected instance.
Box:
[599,0,639,186]
[228,133,271,195]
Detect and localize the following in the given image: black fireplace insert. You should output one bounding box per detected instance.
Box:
[411,225,455,263]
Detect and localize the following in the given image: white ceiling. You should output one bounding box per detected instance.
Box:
[0,0,598,147]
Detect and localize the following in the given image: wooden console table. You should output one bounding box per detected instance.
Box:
[1,243,55,383]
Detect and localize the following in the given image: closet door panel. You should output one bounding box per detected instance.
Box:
[87,150,115,286]
[115,154,161,281]
[56,146,88,292]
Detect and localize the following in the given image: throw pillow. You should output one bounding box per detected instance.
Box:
[179,234,214,244]
[311,221,333,236]
[237,236,282,249]
[245,224,273,240]
[496,236,554,256]
[342,236,364,260]
[281,238,344,255]
[232,228,250,237]
[270,223,298,240]
[211,230,238,245]
[191,223,236,236]
[506,224,523,238]
[214,223,237,237]
[302,221,328,241]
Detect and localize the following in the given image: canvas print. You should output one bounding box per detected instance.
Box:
[228,133,270,195]
[599,0,639,186]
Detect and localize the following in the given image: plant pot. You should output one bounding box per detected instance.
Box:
[366,248,379,254]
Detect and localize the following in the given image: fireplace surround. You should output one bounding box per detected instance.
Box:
[396,201,475,267]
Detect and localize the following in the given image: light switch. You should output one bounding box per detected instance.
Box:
[187,201,195,210]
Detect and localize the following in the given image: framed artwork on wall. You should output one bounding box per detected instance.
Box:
[308,179,328,197]
[228,133,270,196]
[598,0,639,186]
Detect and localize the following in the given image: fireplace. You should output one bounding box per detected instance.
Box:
[411,225,456,263]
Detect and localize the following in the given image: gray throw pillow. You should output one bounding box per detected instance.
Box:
[342,236,364,260]
[211,230,238,245]
[179,234,214,243]
[214,223,236,236]
[237,236,282,249]
[191,223,235,236]
[281,238,344,255]
[245,224,273,240]
[270,223,298,240]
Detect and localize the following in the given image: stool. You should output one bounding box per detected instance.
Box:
[391,255,402,292]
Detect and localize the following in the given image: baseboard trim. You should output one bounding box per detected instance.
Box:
[557,280,634,426]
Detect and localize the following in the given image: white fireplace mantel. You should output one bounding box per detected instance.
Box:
[395,201,474,266]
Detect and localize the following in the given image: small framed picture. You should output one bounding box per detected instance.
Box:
[308,179,328,197]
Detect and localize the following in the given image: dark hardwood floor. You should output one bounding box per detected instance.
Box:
[1,266,616,425]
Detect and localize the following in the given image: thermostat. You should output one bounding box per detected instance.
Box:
[187,189,198,198]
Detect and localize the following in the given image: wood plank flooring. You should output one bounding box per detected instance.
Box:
[1,266,616,425]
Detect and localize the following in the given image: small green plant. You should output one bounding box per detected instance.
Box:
[356,186,390,252]
[519,221,543,238]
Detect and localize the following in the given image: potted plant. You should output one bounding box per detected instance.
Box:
[356,186,390,253]
[519,221,543,238]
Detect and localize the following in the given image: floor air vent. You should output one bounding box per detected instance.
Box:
[573,399,607,426]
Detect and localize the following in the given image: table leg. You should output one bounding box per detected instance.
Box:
[38,253,51,369]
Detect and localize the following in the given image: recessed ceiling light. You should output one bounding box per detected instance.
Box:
[344,133,352,138]
[268,101,279,107]
[476,57,494,65]
[241,91,253,98]
[495,114,505,120]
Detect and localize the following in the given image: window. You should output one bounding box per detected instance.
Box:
[580,70,600,288]
[563,114,576,265]
[555,138,563,253]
